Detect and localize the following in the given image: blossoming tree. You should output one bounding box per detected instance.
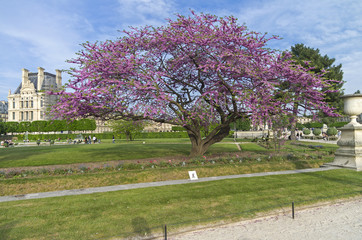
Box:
[51,12,337,156]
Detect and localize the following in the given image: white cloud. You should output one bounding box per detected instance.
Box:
[0,0,361,100]
[117,0,176,27]
[0,0,97,99]
[224,0,362,94]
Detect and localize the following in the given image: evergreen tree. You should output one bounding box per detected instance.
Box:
[291,43,344,114]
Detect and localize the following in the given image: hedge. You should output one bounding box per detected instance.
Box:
[11,130,238,141]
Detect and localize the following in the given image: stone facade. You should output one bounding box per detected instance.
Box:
[7,68,62,122]
[144,122,173,132]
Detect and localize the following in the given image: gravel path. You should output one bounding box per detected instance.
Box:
[171,198,362,240]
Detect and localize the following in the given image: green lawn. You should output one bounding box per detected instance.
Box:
[0,169,361,239]
[0,140,338,196]
[0,141,244,168]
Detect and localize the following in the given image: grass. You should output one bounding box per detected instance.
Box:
[0,141,243,168]
[0,140,338,196]
[0,138,350,239]
[0,158,327,196]
[0,169,361,239]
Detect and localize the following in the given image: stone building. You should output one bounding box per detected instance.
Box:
[7,68,62,122]
[0,100,8,122]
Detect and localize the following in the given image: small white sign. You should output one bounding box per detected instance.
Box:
[188,171,198,180]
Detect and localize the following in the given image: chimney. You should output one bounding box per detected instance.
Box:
[37,67,45,91]
[22,68,29,86]
[56,69,62,88]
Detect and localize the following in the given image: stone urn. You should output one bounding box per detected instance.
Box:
[342,94,362,126]
[325,94,362,171]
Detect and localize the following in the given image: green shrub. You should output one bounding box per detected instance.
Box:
[330,122,349,128]
[327,127,338,136]
[171,126,186,131]
[304,122,323,128]
[303,129,311,135]
[138,131,189,138]
[296,122,305,130]
[312,128,321,136]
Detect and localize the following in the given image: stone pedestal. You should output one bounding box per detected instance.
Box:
[325,124,362,171]
[324,94,362,171]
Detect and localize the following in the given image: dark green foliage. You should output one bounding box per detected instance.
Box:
[109,120,146,141]
[2,119,97,134]
[330,122,349,128]
[30,121,48,132]
[326,127,338,136]
[18,122,31,133]
[296,122,305,130]
[291,43,344,114]
[304,122,323,128]
[138,132,189,138]
[46,120,67,132]
[172,126,186,131]
[232,118,251,131]
[312,128,321,136]
[0,121,6,135]
[303,129,311,135]
[4,122,19,134]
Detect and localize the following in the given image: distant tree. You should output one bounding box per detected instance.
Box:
[0,121,6,135]
[76,119,97,131]
[18,122,31,133]
[5,122,19,134]
[291,43,344,114]
[286,43,344,139]
[233,118,251,131]
[355,90,361,94]
[30,121,48,132]
[109,120,146,141]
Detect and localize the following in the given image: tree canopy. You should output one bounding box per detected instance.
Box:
[108,120,146,141]
[290,43,344,114]
[51,11,337,156]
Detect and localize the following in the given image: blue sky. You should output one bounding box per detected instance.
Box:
[1,0,361,100]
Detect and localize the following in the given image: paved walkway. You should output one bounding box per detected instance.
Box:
[0,166,339,203]
[172,197,362,240]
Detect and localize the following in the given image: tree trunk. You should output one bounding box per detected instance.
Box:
[290,121,297,141]
[187,125,231,157]
[290,102,299,141]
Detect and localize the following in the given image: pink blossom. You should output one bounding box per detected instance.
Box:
[50,11,339,157]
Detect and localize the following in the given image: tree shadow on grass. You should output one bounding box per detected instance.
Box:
[0,221,18,240]
[303,170,362,188]
[132,217,153,238]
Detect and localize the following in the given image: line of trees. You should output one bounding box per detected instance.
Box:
[0,119,96,135]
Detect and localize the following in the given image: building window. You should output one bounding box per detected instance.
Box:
[41,99,43,107]
[40,111,43,119]
[20,101,23,108]
[12,112,15,120]
[30,111,33,120]
[13,101,15,109]
[25,112,28,121]
[30,101,33,108]
[21,112,24,121]
[26,101,28,108]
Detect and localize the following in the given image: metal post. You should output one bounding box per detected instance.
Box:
[164,224,167,240]
[292,202,295,219]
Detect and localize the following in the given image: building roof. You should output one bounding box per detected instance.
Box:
[14,72,57,94]
[0,101,8,114]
